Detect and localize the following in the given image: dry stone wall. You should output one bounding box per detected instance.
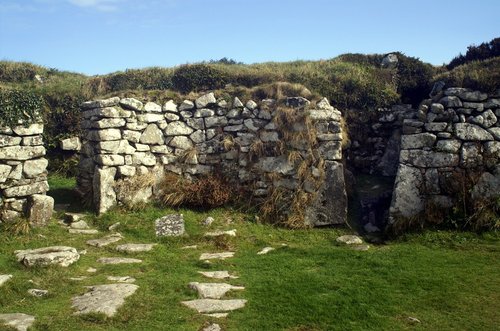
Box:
[0,121,53,225]
[389,88,500,223]
[77,93,347,226]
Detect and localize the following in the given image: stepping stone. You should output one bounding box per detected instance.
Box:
[70,220,90,230]
[107,276,136,283]
[0,274,12,287]
[204,313,228,318]
[0,313,35,331]
[86,233,124,247]
[199,252,235,260]
[203,323,221,331]
[202,217,214,226]
[27,289,48,297]
[87,267,97,273]
[198,271,238,280]
[98,257,142,265]
[64,212,85,223]
[257,247,275,255]
[204,229,237,237]
[182,299,247,313]
[108,222,120,231]
[115,243,156,253]
[70,276,88,281]
[336,235,363,245]
[15,246,80,267]
[352,244,370,251]
[155,214,185,237]
[69,229,99,235]
[189,282,244,299]
[181,245,198,250]
[71,284,139,317]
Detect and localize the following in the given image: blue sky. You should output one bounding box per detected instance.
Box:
[0,0,499,75]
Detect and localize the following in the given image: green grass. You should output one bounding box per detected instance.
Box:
[0,177,499,330]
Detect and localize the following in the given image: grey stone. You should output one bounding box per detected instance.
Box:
[97,140,135,154]
[95,154,125,166]
[15,246,80,267]
[454,123,493,141]
[60,136,81,151]
[28,289,48,297]
[140,124,164,145]
[318,141,342,160]
[471,172,500,200]
[83,107,132,119]
[27,194,54,226]
[0,313,35,331]
[436,139,461,153]
[245,100,258,110]
[460,143,482,167]
[163,100,177,112]
[463,102,484,111]
[86,233,124,247]
[400,150,459,167]
[0,145,45,160]
[390,165,424,219]
[23,158,48,178]
[205,116,228,128]
[82,97,120,109]
[482,109,497,128]
[204,229,237,237]
[155,214,185,236]
[401,133,436,149]
[254,156,294,175]
[257,247,275,255]
[0,134,22,147]
[0,274,12,287]
[352,244,370,251]
[93,167,117,214]
[199,252,235,260]
[164,121,194,136]
[439,96,462,108]
[189,282,245,299]
[12,123,44,136]
[144,101,161,112]
[484,99,500,108]
[69,229,99,234]
[72,284,139,317]
[3,181,49,198]
[204,313,228,319]
[87,128,122,141]
[316,97,334,110]
[459,90,488,102]
[194,108,215,118]
[97,257,142,264]
[70,220,90,229]
[126,121,148,131]
[203,323,222,331]
[123,130,142,143]
[136,113,165,123]
[195,93,216,108]
[381,53,398,68]
[336,235,363,245]
[181,299,247,313]
[119,98,143,111]
[107,276,136,283]
[115,243,156,253]
[286,97,311,109]
[309,108,341,121]
[444,87,469,96]
[484,141,500,168]
[424,122,448,132]
[179,100,195,111]
[91,118,126,129]
[169,136,193,150]
[132,152,156,166]
[0,164,11,183]
[198,271,239,279]
[233,97,244,108]
[430,103,445,114]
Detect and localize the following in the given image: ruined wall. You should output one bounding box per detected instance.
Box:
[0,122,53,225]
[77,93,347,226]
[389,88,500,224]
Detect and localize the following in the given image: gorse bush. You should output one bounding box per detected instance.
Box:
[172,64,228,93]
[0,88,43,127]
[394,52,435,105]
[448,37,500,69]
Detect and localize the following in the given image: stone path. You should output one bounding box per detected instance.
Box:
[71,284,139,317]
[0,313,35,331]
[199,252,235,260]
[86,233,123,247]
[115,243,156,253]
[97,257,143,264]
[15,246,80,267]
[189,282,245,299]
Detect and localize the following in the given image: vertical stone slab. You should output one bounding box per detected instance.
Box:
[28,194,55,226]
[93,167,117,214]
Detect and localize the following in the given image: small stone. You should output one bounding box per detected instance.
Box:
[407,317,421,324]
[233,97,244,108]
[189,282,245,299]
[15,246,80,267]
[202,217,215,226]
[115,243,157,253]
[257,247,275,255]
[203,313,229,319]
[69,229,99,235]
[336,235,363,245]
[87,268,97,273]
[202,323,222,331]
[204,229,237,237]
[198,271,239,279]
[245,100,258,110]
[181,245,198,250]
[70,220,90,229]
[195,93,216,108]
[27,289,48,297]
[0,274,13,287]
[72,284,139,317]
[0,313,35,331]
[155,214,185,237]
[60,137,81,151]
[163,100,178,112]
[181,299,247,313]
[199,252,235,260]
[108,222,121,231]
[69,276,88,281]
[107,276,136,283]
[86,233,124,248]
[119,98,143,111]
[144,102,161,112]
[352,244,370,251]
[97,257,142,265]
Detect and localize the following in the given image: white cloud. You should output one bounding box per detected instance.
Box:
[67,0,121,12]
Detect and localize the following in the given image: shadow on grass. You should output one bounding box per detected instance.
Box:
[47,175,91,213]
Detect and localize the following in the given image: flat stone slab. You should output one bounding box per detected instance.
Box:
[107,276,136,283]
[86,233,124,247]
[352,244,370,251]
[28,289,48,297]
[70,220,90,229]
[115,243,156,253]
[199,252,235,260]
[69,229,99,234]
[15,246,80,267]
[155,214,185,237]
[98,257,142,265]
[72,284,139,317]
[0,274,12,287]
[336,235,363,245]
[204,313,228,318]
[204,229,237,237]
[0,313,35,331]
[257,247,275,255]
[64,212,86,223]
[189,282,245,299]
[202,323,221,331]
[181,299,247,313]
[198,271,238,279]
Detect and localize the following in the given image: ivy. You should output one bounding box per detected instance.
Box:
[0,89,43,127]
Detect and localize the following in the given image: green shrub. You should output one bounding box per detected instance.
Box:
[103,67,173,91]
[0,61,44,83]
[448,37,500,69]
[0,88,43,127]
[394,53,436,106]
[172,64,228,93]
